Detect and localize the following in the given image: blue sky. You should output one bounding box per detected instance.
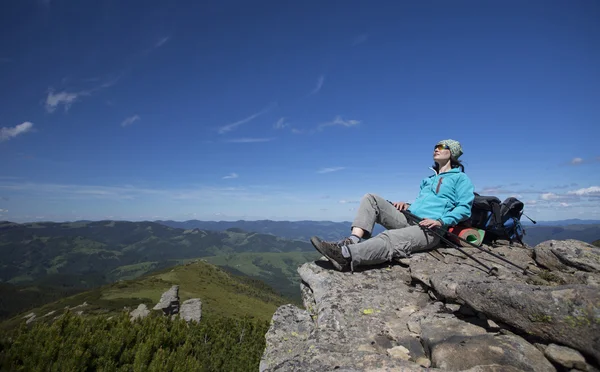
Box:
[0,0,598,223]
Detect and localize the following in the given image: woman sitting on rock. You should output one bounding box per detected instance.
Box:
[311,139,475,272]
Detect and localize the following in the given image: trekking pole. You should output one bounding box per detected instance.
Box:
[402,210,534,276]
[522,213,537,224]
[394,210,499,276]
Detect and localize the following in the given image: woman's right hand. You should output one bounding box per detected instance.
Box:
[392,202,410,211]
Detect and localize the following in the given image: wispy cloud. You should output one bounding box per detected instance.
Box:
[291,128,303,134]
[45,75,121,113]
[352,34,368,46]
[571,157,583,165]
[222,173,239,179]
[45,91,83,113]
[121,115,140,127]
[318,116,360,130]
[317,167,345,174]
[218,103,276,134]
[541,192,560,200]
[273,117,289,129]
[567,186,600,196]
[155,37,170,48]
[309,75,325,95]
[225,137,275,143]
[1,122,34,142]
[338,199,359,204]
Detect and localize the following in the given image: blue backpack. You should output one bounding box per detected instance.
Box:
[467,193,534,246]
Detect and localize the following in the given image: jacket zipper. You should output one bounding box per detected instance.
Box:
[436,177,443,194]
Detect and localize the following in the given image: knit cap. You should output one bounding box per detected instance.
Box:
[437,139,463,160]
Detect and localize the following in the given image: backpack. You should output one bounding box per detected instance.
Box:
[467,193,529,246]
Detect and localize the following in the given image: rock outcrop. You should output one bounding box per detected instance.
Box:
[144,285,203,323]
[153,285,180,315]
[261,239,600,371]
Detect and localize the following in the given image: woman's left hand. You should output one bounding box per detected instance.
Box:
[419,218,442,229]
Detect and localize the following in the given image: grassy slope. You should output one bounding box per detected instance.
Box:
[203,251,321,301]
[0,259,290,332]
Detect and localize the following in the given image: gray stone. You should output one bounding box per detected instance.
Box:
[179,298,202,323]
[130,304,150,321]
[535,240,600,273]
[544,343,588,370]
[456,281,600,364]
[153,285,180,315]
[262,239,600,371]
[430,333,556,371]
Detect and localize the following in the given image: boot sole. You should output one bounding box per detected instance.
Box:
[310,236,345,271]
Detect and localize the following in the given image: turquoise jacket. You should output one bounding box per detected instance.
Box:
[407,167,475,227]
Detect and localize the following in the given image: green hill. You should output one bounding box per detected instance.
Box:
[203,251,321,300]
[1,259,290,333]
[0,220,314,318]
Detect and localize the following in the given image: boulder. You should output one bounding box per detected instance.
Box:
[129,304,150,321]
[179,298,202,323]
[153,285,180,315]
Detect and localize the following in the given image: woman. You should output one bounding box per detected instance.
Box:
[311,139,475,272]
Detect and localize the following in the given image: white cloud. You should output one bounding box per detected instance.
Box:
[291,128,303,134]
[318,116,360,130]
[540,193,560,200]
[0,209,7,213]
[560,203,570,207]
[121,115,140,127]
[225,137,275,143]
[567,186,600,196]
[218,103,276,134]
[45,91,82,112]
[571,157,583,165]
[317,167,345,174]
[1,122,34,142]
[155,37,170,48]
[45,76,120,113]
[310,75,325,95]
[274,117,289,129]
[338,200,359,204]
[222,173,238,179]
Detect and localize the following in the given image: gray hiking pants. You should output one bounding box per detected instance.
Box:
[349,193,442,267]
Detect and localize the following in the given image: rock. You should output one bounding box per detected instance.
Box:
[260,261,428,371]
[445,303,461,312]
[153,285,180,315]
[23,312,35,319]
[486,319,501,331]
[262,239,600,371]
[430,333,556,371]
[387,345,410,361]
[456,281,600,364]
[544,343,588,371]
[130,304,150,321]
[26,315,36,324]
[536,240,600,273]
[179,299,202,323]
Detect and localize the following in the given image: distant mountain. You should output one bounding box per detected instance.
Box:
[522,219,600,226]
[522,224,600,247]
[155,219,386,242]
[155,219,599,247]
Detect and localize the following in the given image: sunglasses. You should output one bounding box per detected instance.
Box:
[434,144,450,151]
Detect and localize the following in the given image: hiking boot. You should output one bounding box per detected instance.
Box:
[310,236,353,271]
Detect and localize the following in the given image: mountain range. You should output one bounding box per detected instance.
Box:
[155,219,600,247]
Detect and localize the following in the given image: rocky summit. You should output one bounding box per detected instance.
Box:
[260,239,600,372]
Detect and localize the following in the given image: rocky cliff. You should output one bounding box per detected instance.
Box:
[260,239,600,371]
